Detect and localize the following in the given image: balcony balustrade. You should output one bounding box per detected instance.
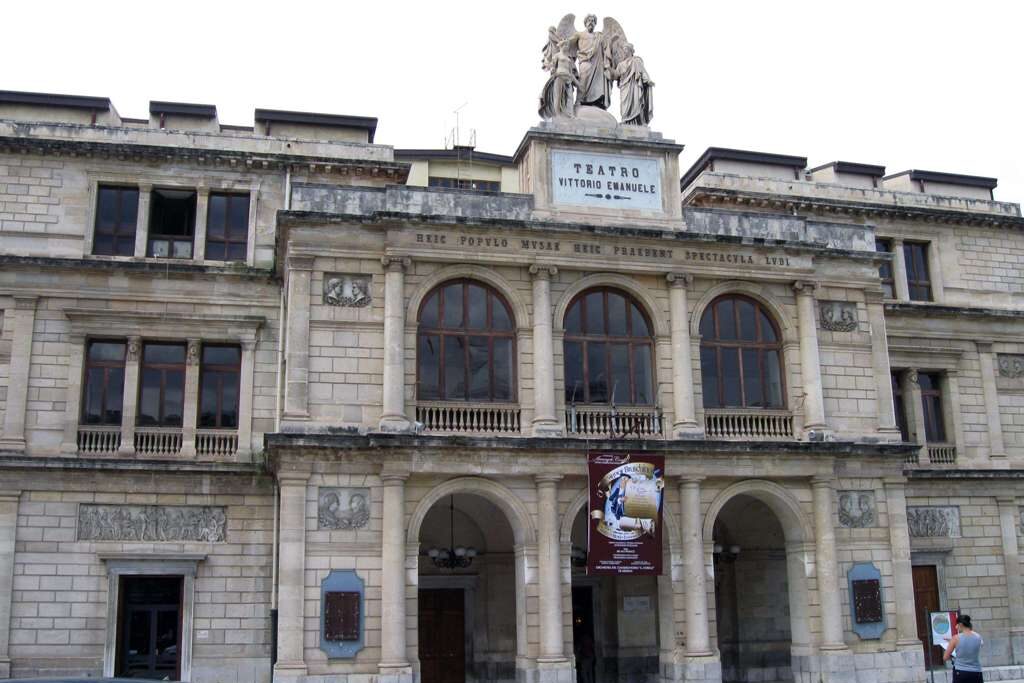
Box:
[197,428,239,456]
[134,427,183,456]
[704,409,795,441]
[415,401,522,435]
[77,425,121,455]
[565,404,663,438]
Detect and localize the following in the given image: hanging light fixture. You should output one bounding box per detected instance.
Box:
[428,495,477,569]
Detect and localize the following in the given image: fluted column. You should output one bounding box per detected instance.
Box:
[379,256,411,431]
[891,239,910,302]
[793,282,827,435]
[997,496,1024,663]
[283,255,314,419]
[274,470,309,676]
[180,339,201,457]
[0,296,37,451]
[866,293,900,439]
[118,336,141,455]
[536,474,566,662]
[977,343,1006,460]
[679,477,712,656]
[530,265,561,436]
[811,477,846,650]
[667,274,700,437]
[380,472,410,670]
[883,478,922,646]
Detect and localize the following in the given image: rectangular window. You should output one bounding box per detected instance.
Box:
[93,186,139,256]
[205,193,250,262]
[138,343,186,427]
[199,345,241,429]
[82,340,126,424]
[428,176,501,192]
[904,242,932,301]
[918,372,946,443]
[148,189,197,259]
[891,371,909,441]
[876,238,895,299]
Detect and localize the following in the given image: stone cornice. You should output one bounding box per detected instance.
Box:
[905,469,1024,480]
[0,253,277,282]
[0,454,267,475]
[64,307,265,342]
[884,301,1024,320]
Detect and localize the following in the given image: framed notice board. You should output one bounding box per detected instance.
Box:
[319,570,365,658]
[847,562,886,639]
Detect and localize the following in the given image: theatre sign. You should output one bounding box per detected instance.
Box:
[551,149,663,211]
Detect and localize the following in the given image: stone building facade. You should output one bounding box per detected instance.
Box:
[1,88,1023,683]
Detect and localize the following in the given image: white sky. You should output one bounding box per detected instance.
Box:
[4,0,1023,203]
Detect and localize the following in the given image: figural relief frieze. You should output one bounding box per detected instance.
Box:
[838,491,877,528]
[819,301,858,332]
[77,504,227,542]
[323,274,371,307]
[907,506,961,538]
[318,487,370,530]
[998,354,1024,378]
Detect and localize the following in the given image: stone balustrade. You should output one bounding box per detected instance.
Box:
[134,427,183,456]
[415,401,522,435]
[704,409,795,441]
[565,405,663,437]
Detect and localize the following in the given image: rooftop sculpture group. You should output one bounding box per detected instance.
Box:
[539,14,654,126]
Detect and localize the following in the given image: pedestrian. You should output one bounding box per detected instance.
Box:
[944,613,984,682]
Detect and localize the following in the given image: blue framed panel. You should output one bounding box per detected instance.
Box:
[319,570,365,658]
[847,561,886,640]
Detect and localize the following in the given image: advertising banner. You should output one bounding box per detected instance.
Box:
[586,452,664,575]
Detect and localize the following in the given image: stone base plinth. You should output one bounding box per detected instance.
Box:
[673,654,721,683]
[792,647,923,683]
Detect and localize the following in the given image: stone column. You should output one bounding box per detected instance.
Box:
[0,296,38,452]
[0,490,20,678]
[883,478,922,646]
[891,239,910,302]
[997,496,1024,663]
[536,475,567,664]
[118,337,141,455]
[236,340,256,459]
[180,339,201,457]
[275,470,309,677]
[793,282,827,435]
[866,294,900,439]
[283,255,314,420]
[906,370,928,464]
[945,371,966,458]
[667,274,700,437]
[379,256,411,431]
[977,343,1006,460]
[193,187,210,261]
[379,472,410,671]
[133,184,152,258]
[811,477,846,650]
[60,333,87,454]
[680,477,713,656]
[530,265,561,436]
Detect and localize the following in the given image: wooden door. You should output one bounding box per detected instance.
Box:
[418,588,466,683]
[912,565,944,668]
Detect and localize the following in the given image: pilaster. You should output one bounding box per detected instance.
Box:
[997,496,1024,663]
[977,342,1006,459]
[379,471,411,672]
[793,282,828,437]
[118,336,141,455]
[379,256,411,431]
[0,296,38,452]
[679,476,713,657]
[530,265,562,437]
[905,370,928,464]
[667,273,700,437]
[236,339,256,459]
[133,184,152,258]
[891,239,910,302]
[180,338,201,458]
[865,292,900,440]
[274,469,310,677]
[193,186,210,261]
[811,477,846,651]
[60,333,87,454]
[535,474,567,665]
[0,490,21,679]
[283,255,314,420]
[883,477,922,646]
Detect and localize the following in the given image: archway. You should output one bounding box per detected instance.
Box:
[411,479,532,683]
[705,483,812,683]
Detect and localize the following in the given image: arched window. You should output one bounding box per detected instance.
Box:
[563,287,654,405]
[699,295,784,409]
[417,279,516,402]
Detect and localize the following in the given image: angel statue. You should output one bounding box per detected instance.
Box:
[538,40,580,119]
[612,43,654,126]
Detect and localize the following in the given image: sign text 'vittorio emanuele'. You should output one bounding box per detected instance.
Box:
[551,150,663,212]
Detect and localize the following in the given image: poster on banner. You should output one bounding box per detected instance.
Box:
[587,452,665,575]
[930,610,959,646]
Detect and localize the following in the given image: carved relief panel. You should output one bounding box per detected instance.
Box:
[318,487,370,530]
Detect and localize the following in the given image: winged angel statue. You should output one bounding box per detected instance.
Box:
[539,14,654,126]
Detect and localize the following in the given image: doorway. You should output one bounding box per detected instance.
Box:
[912,565,944,668]
[116,575,183,679]
[419,588,466,683]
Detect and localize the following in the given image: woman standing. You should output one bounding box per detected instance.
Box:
[944,614,984,682]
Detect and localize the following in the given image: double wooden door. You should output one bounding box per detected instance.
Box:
[419,588,466,683]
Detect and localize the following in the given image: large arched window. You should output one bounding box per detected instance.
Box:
[417,279,516,402]
[563,287,654,405]
[699,295,784,409]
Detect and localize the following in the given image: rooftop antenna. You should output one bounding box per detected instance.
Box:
[445,102,478,188]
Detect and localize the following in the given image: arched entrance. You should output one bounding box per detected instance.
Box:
[409,479,534,683]
[704,482,812,683]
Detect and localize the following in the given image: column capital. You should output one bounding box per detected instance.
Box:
[996,496,1018,506]
[379,470,409,484]
[666,272,694,288]
[67,332,87,345]
[277,470,311,485]
[863,289,886,304]
[196,185,210,198]
[792,280,818,296]
[678,475,705,487]
[535,473,563,485]
[287,254,315,271]
[810,475,835,489]
[126,336,141,362]
[186,338,201,366]
[12,295,38,310]
[529,263,558,280]
[0,490,22,503]
[240,339,257,352]
[977,341,995,354]
[381,255,412,272]
[891,237,905,247]
[882,476,909,488]
[907,368,919,385]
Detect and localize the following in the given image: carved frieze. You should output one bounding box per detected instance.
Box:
[77,504,226,542]
[318,487,370,530]
[907,506,960,538]
[323,274,371,307]
[998,354,1024,378]
[838,491,877,528]
[819,301,858,332]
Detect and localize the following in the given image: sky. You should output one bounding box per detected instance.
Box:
[4,0,1023,203]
